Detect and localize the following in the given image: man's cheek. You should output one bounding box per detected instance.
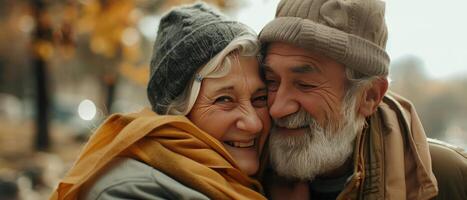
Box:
[312,90,343,115]
[267,92,276,107]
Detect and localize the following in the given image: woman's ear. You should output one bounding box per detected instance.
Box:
[358,78,388,117]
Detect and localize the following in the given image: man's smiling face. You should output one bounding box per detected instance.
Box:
[263,42,348,133]
[263,42,365,180]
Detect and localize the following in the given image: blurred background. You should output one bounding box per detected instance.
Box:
[0,0,466,199]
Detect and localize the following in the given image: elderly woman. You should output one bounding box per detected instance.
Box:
[50,3,270,200]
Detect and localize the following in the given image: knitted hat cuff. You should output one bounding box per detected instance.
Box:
[259,16,390,76]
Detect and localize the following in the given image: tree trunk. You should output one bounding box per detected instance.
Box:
[104,73,117,114]
[32,0,52,151]
[34,58,49,151]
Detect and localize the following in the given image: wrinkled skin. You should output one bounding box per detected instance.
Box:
[188,56,271,175]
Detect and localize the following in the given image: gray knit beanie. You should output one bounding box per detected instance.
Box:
[259,0,390,76]
[147,3,254,114]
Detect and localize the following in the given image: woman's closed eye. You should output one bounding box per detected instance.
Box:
[214,96,234,104]
[252,95,267,108]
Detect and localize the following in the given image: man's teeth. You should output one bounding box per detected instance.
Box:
[225,140,255,148]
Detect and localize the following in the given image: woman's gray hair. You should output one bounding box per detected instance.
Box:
[165,33,261,115]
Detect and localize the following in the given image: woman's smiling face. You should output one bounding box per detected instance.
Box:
[188,56,271,175]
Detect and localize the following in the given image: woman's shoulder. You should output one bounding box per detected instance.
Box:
[81,157,209,200]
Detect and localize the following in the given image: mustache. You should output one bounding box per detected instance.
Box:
[273,108,316,129]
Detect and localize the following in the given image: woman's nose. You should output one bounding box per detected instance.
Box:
[236,105,263,134]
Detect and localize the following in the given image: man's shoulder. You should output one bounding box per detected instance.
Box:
[428,139,467,200]
[429,138,467,159]
[428,138,467,173]
[81,157,209,200]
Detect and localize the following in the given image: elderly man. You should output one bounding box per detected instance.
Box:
[259,0,467,199]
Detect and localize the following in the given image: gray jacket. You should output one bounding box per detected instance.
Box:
[81,157,210,200]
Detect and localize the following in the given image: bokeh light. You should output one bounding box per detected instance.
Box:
[77,99,96,121]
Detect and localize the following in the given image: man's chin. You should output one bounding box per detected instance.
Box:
[268,126,356,181]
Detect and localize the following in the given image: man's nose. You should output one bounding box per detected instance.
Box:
[236,104,263,134]
[269,86,300,119]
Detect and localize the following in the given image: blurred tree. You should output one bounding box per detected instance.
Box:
[71,0,238,114]
[422,91,460,139]
[31,0,54,151]
[390,55,428,104]
[0,1,31,99]
[0,179,19,200]
[7,0,242,150]
[390,55,466,139]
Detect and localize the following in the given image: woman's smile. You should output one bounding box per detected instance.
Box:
[223,137,257,148]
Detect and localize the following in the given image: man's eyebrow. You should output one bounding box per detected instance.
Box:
[290,64,321,73]
[261,63,270,69]
[261,64,321,74]
[261,64,274,73]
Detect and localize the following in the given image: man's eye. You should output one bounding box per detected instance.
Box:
[296,82,316,90]
[214,96,234,104]
[252,95,268,108]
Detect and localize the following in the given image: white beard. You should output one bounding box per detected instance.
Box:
[268,96,365,180]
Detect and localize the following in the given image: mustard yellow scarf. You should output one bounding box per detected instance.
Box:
[50,108,265,200]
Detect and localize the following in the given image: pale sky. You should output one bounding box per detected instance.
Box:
[233,0,467,79]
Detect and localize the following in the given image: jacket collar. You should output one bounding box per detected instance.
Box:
[339,92,438,200]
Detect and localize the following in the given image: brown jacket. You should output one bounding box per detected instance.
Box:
[429,138,467,200]
[262,92,467,199]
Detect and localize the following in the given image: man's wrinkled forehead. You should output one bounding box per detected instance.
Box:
[263,42,329,69]
[262,64,321,75]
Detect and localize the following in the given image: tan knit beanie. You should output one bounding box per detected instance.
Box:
[259,0,390,76]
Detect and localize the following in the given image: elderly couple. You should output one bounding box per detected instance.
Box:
[51,0,466,199]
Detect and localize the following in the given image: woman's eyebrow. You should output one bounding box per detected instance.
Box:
[213,86,234,94]
[255,88,267,94]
